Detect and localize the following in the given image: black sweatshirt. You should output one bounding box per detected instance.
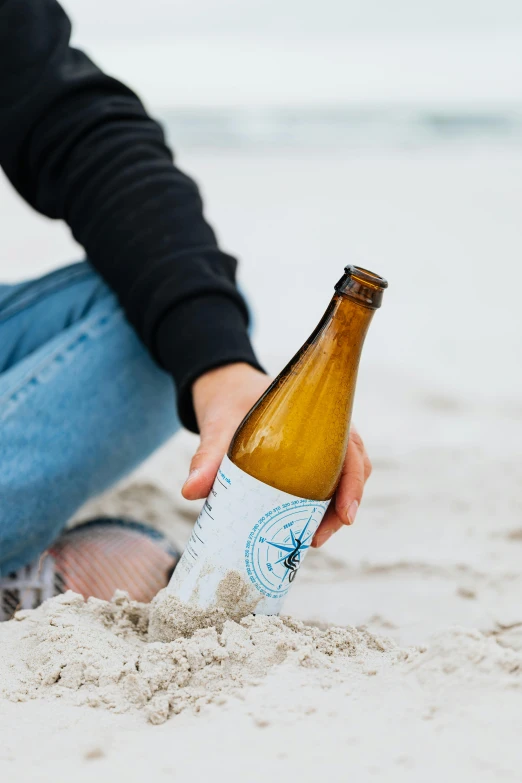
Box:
[0,0,262,432]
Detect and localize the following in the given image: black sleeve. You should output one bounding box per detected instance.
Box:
[0,0,263,432]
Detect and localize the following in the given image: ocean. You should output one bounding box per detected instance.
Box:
[160,105,522,150]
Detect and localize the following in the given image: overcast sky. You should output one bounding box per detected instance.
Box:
[67,0,522,38]
[65,0,522,107]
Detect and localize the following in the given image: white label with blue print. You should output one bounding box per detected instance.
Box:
[167,455,329,615]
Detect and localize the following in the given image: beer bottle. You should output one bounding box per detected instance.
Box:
[168,266,387,615]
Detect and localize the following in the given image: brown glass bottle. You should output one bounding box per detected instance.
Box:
[228,266,388,500]
[167,266,387,615]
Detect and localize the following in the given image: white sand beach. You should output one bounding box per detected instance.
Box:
[1,147,522,781]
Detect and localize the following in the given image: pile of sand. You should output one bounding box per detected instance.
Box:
[0,589,398,725]
[2,587,520,729]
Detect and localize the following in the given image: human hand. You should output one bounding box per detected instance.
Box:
[182,363,272,500]
[182,363,372,549]
[311,425,372,547]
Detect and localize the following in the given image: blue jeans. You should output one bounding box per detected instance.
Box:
[0,262,180,577]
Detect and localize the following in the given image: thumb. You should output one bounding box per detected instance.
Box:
[182,423,232,501]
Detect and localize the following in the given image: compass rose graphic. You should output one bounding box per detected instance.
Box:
[245,502,327,598]
[266,521,312,583]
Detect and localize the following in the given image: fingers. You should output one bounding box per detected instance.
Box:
[311,503,344,548]
[184,365,273,502]
[312,426,372,548]
[335,427,371,525]
[182,421,234,501]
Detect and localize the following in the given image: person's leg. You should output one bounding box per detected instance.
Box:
[0,262,180,577]
[0,262,110,373]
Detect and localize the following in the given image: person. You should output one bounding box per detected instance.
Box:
[0,0,372,619]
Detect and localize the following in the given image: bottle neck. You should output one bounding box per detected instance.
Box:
[303,291,375,372]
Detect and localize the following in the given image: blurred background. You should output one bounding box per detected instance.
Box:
[1,0,522,641]
[2,0,522,400]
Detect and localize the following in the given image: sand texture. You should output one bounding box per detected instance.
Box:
[1,572,521,782]
[2,149,522,781]
[1,589,399,725]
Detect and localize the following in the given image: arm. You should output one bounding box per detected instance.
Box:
[0,0,371,541]
[0,0,262,431]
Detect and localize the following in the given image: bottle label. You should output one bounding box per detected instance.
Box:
[167,455,329,615]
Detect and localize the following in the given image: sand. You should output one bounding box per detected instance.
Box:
[2,580,521,730]
[0,588,398,725]
[1,567,521,781]
[1,148,522,781]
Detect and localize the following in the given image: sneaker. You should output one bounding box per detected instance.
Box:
[0,518,179,621]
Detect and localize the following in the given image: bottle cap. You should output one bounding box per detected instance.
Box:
[335,265,388,309]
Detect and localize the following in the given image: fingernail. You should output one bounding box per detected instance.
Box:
[347,500,359,525]
[183,469,200,489]
[315,528,334,547]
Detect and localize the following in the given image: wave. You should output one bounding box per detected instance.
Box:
[160,105,522,149]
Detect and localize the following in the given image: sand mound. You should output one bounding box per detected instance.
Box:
[2,589,520,729]
[1,590,395,725]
